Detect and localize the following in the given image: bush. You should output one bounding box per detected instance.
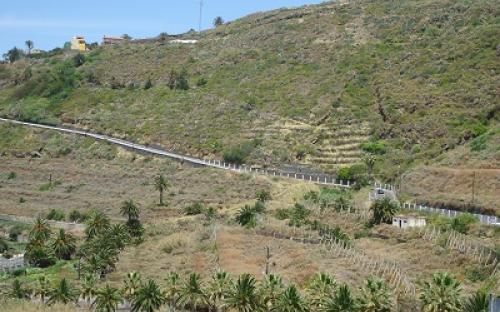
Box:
[68,210,88,223]
[46,208,65,221]
[256,190,272,203]
[196,77,208,87]
[338,164,366,181]
[223,139,261,165]
[184,202,206,215]
[7,172,17,179]
[73,53,85,67]
[8,225,25,241]
[144,78,153,90]
[451,213,477,234]
[360,141,387,155]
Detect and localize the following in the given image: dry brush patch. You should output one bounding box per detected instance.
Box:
[0,155,271,221]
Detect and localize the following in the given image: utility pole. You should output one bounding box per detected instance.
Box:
[199,0,204,33]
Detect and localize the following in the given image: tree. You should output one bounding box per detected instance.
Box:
[154,174,169,206]
[132,279,166,312]
[165,272,182,312]
[144,78,153,90]
[3,47,24,63]
[357,277,393,312]
[122,34,132,40]
[123,271,142,302]
[214,16,224,27]
[324,284,356,312]
[85,210,111,238]
[364,156,376,176]
[307,272,337,309]
[180,273,206,312]
[462,290,489,312]
[10,279,30,299]
[94,284,124,312]
[370,198,399,225]
[48,278,79,305]
[29,217,51,241]
[207,270,233,312]
[34,275,51,304]
[177,69,190,90]
[259,274,284,311]
[25,239,56,267]
[274,285,308,312]
[51,228,77,260]
[420,272,462,312]
[25,40,34,54]
[121,200,141,221]
[225,274,262,312]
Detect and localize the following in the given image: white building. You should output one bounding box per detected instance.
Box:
[392,215,426,229]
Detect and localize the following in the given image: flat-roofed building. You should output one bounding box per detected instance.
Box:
[392,215,426,229]
[102,36,126,45]
[71,36,87,51]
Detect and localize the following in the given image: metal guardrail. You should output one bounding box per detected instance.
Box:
[402,203,499,226]
[0,118,353,188]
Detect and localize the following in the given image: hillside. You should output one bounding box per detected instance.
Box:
[0,0,499,187]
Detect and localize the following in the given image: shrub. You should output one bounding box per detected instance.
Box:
[144,78,153,90]
[46,208,65,221]
[275,209,289,220]
[8,225,25,241]
[73,53,85,67]
[451,213,477,234]
[360,141,387,155]
[7,172,17,179]
[184,202,206,215]
[68,210,88,223]
[256,190,272,203]
[196,77,208,87]
[223,139,261,165]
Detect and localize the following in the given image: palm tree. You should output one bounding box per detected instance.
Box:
[259,274,284,311]
[123,271,142,303]
[85,210,111,238]
[81,274,98,306]
[235,205,257,228]
[10,279,30,299]
[274,285,308,312]
[132,279,166,312]
[307,272,337,309]
[207,270,233,312]
[48,278,79,305]
[462,290,489,312]
[364,156,376,177]
[121,200,141,221]
[93,284,124,312]
[324,284,356,312]
[225,274,262,312]
[180,273,206,312]
[51,228,77,260]
[370,198,399,225]
[154,174,169,206]
[29,217,51,241]
[357,277,393,312]
[25,40,34,54]
[34,275,51,304]
[420,272,462,312]
[165,272,182,312]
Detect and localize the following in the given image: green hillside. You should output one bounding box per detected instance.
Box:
[0,0,498,178]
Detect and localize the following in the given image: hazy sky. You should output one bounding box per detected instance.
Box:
[1,0,326,55]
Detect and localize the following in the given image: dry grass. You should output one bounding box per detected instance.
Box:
[0,153,271,221]
[403,166,500,214]
[0,300,79,312]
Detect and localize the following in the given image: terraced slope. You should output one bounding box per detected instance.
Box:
[0,0,498,177]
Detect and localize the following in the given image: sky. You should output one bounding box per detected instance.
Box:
[0,0,326,55]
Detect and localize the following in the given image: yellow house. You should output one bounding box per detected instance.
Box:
[71,36,87,51]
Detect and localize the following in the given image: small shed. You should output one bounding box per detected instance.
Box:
[392,215,426,229]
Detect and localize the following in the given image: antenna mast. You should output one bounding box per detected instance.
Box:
[199,0,203,32]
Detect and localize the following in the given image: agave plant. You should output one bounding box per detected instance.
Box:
[307,272,337,309]
[132,279,166,312]
[324,284,356,312]
[179,273,206,312]
[274,285,308,312]
[225,274,262,312]
[207,270,233,312]
[259,274,285,311]
[357,277,393,312]
[462,290,489,312]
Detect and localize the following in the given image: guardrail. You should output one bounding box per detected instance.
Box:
[0,214,85,231]
[0,118,353,188]
[402,203,499,226]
